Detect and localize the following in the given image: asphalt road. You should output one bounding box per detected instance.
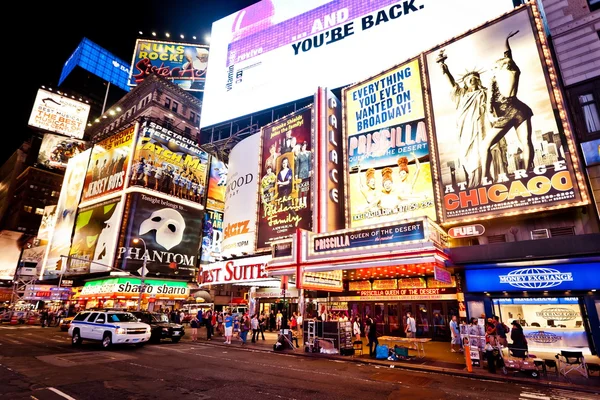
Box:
[0,325,598,400]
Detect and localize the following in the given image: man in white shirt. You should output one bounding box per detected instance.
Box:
[405,312,416,338]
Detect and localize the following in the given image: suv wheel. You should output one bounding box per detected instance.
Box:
[102,332,112,350]
[72,329,82,346]
[172,337,181,343]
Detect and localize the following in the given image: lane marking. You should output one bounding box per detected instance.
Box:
[47,387,78,400]
[520,393,551,400]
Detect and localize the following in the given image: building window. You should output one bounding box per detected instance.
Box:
[165,98,171,108]
[588,0,599,12]
[23,206,33,213]
[35,208,44,215]
[172,101,179,113]
[184,126,191,135]
[164,116,174,129]
[579,93,600,134]
[51,191,59,197]
[190,111,196,123]
[568,81,600,140]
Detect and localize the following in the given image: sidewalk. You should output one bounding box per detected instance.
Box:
[186,328,600,394]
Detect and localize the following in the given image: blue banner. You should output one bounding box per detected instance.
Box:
[465,263,600,292]
[313,221,425,253]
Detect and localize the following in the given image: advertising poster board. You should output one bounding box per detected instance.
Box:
[116,192,203,279]
[344,59,436,227]
[221,134,260,257]
[256,107,313,250]
[28,89,90,138]
[81,126,135,203]
[41,150,91,279]
[68,198,123,274]
[424,7,586,223]
[0,231,22,281]
[200,209,224,264]
[201,0,514,128]
[130,120,209,205]
[37,134,88,170]
[37,205,57,241]
[129,40,209,91]
[206,157,228,212]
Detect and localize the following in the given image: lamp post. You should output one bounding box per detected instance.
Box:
[133,238,147,312]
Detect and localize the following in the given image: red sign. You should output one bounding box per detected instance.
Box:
[448,224,485,238]
[434,266,452,284]
[199,256,271,286]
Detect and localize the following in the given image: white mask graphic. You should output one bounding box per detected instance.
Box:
[139,208,185,250]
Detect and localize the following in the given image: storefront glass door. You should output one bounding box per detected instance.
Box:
[388,303,401,335]
[374,303,385,336]
[416,303,430,337]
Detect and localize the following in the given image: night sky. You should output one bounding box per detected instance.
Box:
[7,0,259,166]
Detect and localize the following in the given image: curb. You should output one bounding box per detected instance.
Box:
[192,339,600,395]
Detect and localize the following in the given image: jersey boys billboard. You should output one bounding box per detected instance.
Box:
[28,89,91,138]
[129,40,209,92]
[201,0,513,127]
[117,192,203,279]
[425,7,586,223]
[344,59,436,227]
[256,107,313,250]
[130,120,209,205]
[81,126,135,203]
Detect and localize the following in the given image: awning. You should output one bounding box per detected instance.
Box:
[190,290,212,303]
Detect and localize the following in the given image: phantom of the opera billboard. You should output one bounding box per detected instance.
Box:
[129,40,209,92]
[344,59,436,227]
[81,126,136,203]
[129,120,209,205]
[37,133,88,170]
[206,156,228,212]
[41,150,91,279]
[200,209,223,264]
[68,198,123,274]
[116,192,203,279]
[425,6,587,223]
[256,107,313,251]
[28,89,91,138]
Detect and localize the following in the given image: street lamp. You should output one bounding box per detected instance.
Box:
[133,238,147,311]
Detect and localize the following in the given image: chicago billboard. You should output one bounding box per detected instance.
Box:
[425,7,587,223]
[200,209,224,264]
[344,59,436,227]
[256,107,313,251]
[221,134,260,257]
[41,150,91,279]
[206,157,228,212]
[37,134,88,170]
[81,126,136,203]
[130,120,209,205]
[129,40,209,92]
[201,0,513,128]
[116,192,203,279]
[28,89,90,138]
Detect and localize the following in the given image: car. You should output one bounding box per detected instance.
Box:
[68,310,151,349]
[131,311,185,343]
[59,316,74,332]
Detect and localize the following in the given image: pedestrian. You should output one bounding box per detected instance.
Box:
[449,315,462,353]
[211,311,217,335]
[290,312,298,333]
[405,312,416,338]
[353,316,362,342]
[233,314,241,341]
[190,314,199,341]
[493,315,509,347]
[251,314,260,343]
[179,310,185,325]
[258,312,266,340]
[509,321,528,358]
[276,310,283,331]
[224,312,233,344]
[269,310,276,332]
[197,308,203,326]
[240,314,251,345]
[40,308,48,328]
[366,314,378,357]
[205,309,213,341]
[217,312,223,335]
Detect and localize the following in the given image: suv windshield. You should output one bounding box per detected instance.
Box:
[107,313,139,323]
[152,313,169,323]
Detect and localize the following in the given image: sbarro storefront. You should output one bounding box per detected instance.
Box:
[79,277,189,311]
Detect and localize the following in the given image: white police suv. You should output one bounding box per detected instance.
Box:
[68,310,151,349]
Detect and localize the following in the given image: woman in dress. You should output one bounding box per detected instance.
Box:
[277,157,293,198]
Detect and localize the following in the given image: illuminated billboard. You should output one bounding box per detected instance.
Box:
[37,205,57,241]
[221,134,260,257]
[130,120,209,205]
[201,0,513,127]
[206,157,228,212]
[116,192,203,279]
[0,231,22,281]
[344,59,436,227]
[37,134,88,170]
[424,6,588,224]
[41,150,91,279]
[68,198,123,275]
[81,126,136,203]
[200,209,224,264]
[256,107,313,251]
[129,40,209,92]
[28,89,91,138]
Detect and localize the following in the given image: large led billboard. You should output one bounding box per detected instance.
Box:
[200,209,224,264]
[130,120,209,205]
[129,40,209,92]
[201,0,514,128]
[116,192,203,279]
[221,134,260,257]
[37,134,88,170]
[81,126,136,204]
[425,6,588,224]
[256,107,313,251]
[28,89,91,138]
[344,59,436,227]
